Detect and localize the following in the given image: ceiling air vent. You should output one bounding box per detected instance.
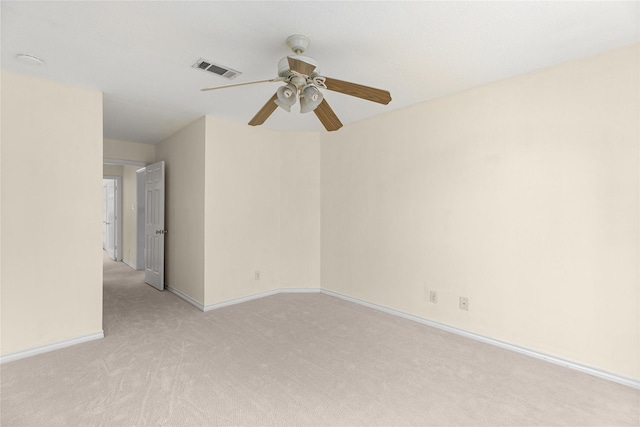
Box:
[192,58,240,79]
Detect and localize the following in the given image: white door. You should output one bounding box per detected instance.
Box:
[103,179,116,260]
[144,161,165,290]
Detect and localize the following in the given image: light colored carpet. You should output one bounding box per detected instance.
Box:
[1,255,638,426]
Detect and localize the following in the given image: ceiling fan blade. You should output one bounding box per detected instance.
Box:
[201,78,284,92]
[288,56,316,76]
[323,77,392,105]
[313,99,343,132]
[248,93,278,126]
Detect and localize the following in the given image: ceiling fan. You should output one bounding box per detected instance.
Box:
[201,35,392,132]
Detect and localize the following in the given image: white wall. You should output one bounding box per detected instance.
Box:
[155,117,206,303]
[1,70,103,355]
[321,44,639,380]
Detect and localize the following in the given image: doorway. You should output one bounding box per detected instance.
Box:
[102,176,122,261]
[102,159,165,290]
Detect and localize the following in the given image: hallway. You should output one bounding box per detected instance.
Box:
[102,252,190,337]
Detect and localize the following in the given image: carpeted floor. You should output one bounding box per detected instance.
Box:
[1,255,638,426]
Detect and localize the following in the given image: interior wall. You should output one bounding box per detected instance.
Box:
[155,117,206,304]
[103,164,123,176]
[280,132,321,290]
[104,138,155,163]
[1,70,103,355]
[320,44,639,380]
[203,117,321,306]
[203,117,282,305]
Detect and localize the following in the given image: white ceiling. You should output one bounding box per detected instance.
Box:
[2,1,638,144]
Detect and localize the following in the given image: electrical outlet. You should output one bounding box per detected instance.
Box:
[429,291,438,304]
[255,271,261,280]
[459,297,469,311]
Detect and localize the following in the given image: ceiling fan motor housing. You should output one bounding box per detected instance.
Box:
[278,55,320,79]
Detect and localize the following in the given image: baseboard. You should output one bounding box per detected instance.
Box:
[122,259,137,270]
[203,288,321,312]
[167,286,321,312]
[166,284,205,311]
[0,331,104,364]
[320,289,640,390]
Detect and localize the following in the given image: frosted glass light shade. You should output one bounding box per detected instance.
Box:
[300,85,323,113]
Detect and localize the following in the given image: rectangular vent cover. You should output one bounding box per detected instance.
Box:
[192,58,241,79]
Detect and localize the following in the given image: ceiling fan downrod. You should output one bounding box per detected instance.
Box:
[286,34,310,55]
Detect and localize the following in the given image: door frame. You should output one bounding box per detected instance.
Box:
[136,167,146,270]
[103,158,148,268]
[103,175,122,262]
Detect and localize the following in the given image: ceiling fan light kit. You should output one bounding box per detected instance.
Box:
[201,35,392,132]
[274,83,297,112]
[300,85,324,114]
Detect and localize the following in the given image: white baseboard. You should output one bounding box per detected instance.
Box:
[166,284,205,311]
[0,331,104,364]
[122,259,137,270]
[203,289,282,311]
[320,289,640,390]
[203,288,322,311]
[165,285,322,312]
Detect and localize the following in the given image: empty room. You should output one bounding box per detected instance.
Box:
[1,1,638,426]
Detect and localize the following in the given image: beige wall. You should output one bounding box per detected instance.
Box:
[104,138,155,163]
[103,164,123,176]
[203,118,321,305]
[155,117,206,303]
[1,70,103,355]
[279,132,321,290]
[156,116,321,307]
[204,118,281,305]
[321,44,639,380]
